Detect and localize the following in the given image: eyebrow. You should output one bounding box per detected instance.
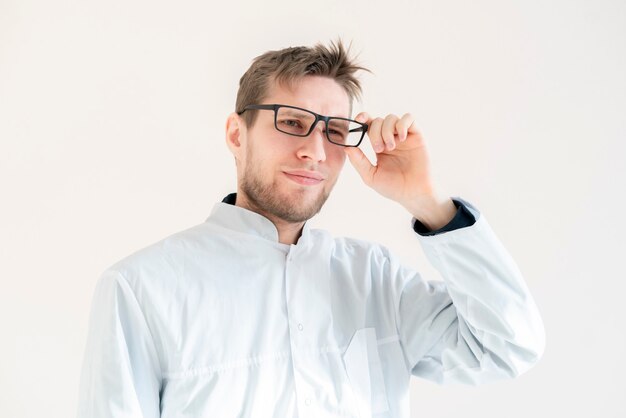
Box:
[281,108,313,117]
[282,107,350,119]
[328,119,350,128]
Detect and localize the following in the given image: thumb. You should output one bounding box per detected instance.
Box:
[345,147,375,185]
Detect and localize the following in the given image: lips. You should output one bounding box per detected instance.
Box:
[283,170,325,180]
[283,170,325,186]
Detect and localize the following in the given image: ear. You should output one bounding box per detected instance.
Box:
[225,112,245,159]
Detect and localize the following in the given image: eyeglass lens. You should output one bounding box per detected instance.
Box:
[275,107,364,146]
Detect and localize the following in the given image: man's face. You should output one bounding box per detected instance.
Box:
[230,75,350,223]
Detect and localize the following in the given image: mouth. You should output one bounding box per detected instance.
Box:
[283,170,325,186]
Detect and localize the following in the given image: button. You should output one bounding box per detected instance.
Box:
[297,323,303,331]
[305,398,311,406]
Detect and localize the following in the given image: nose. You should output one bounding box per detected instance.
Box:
[296,121,327,162]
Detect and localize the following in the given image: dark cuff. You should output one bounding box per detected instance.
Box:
[412,198,476,236]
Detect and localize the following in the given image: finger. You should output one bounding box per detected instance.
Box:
[344,147,376,186]
[402,113,419,134]
[396,113,417,142]
[381,114,400,150]
[368,117,385,153]
[354,111,372,125]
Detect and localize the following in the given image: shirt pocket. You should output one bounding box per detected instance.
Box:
[342,327,390,417]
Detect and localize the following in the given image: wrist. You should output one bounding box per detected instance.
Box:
[404,194,457,231]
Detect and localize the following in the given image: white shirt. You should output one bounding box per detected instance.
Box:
[77,196,545,418]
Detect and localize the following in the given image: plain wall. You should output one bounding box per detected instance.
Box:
[1,0,625,416]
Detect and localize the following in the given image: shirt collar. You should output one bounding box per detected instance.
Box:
[205,193,311,244]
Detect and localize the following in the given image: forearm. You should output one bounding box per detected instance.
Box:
[404,193,458,231]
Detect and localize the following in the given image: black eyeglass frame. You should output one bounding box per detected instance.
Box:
[236,104,368,148]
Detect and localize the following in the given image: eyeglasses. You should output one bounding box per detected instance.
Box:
[237,104,368,147]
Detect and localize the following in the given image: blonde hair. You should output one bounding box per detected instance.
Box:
[235,37,371,128]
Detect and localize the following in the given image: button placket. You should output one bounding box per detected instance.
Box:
[285,246,309,416]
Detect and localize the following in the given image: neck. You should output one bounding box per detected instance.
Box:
[234,191,305,245]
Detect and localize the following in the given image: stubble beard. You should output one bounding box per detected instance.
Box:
[240,165,331,223]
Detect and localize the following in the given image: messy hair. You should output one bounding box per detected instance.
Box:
[235,37,372,129]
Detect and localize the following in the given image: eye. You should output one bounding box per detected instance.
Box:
[328,126,348,136]
[280,119,303,128]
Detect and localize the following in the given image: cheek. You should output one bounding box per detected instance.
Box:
[326,147,347,179]
[329,145,347,164]
[245,137,275,170]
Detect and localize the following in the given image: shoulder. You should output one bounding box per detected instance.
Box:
[103,221,214,289]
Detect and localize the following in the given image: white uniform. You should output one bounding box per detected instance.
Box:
[77,196,545,418]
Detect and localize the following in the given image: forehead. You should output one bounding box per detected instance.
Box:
[265,75,352,118]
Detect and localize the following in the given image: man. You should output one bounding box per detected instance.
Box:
[78,39,545,418]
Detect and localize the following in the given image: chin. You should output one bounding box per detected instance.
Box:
[278,190,328,221]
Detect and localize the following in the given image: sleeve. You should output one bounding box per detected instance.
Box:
[412,198,476,236]
[391,196,546,385]
[77,269,162,418]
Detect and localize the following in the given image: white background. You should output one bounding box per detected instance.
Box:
[1,0,625,417]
